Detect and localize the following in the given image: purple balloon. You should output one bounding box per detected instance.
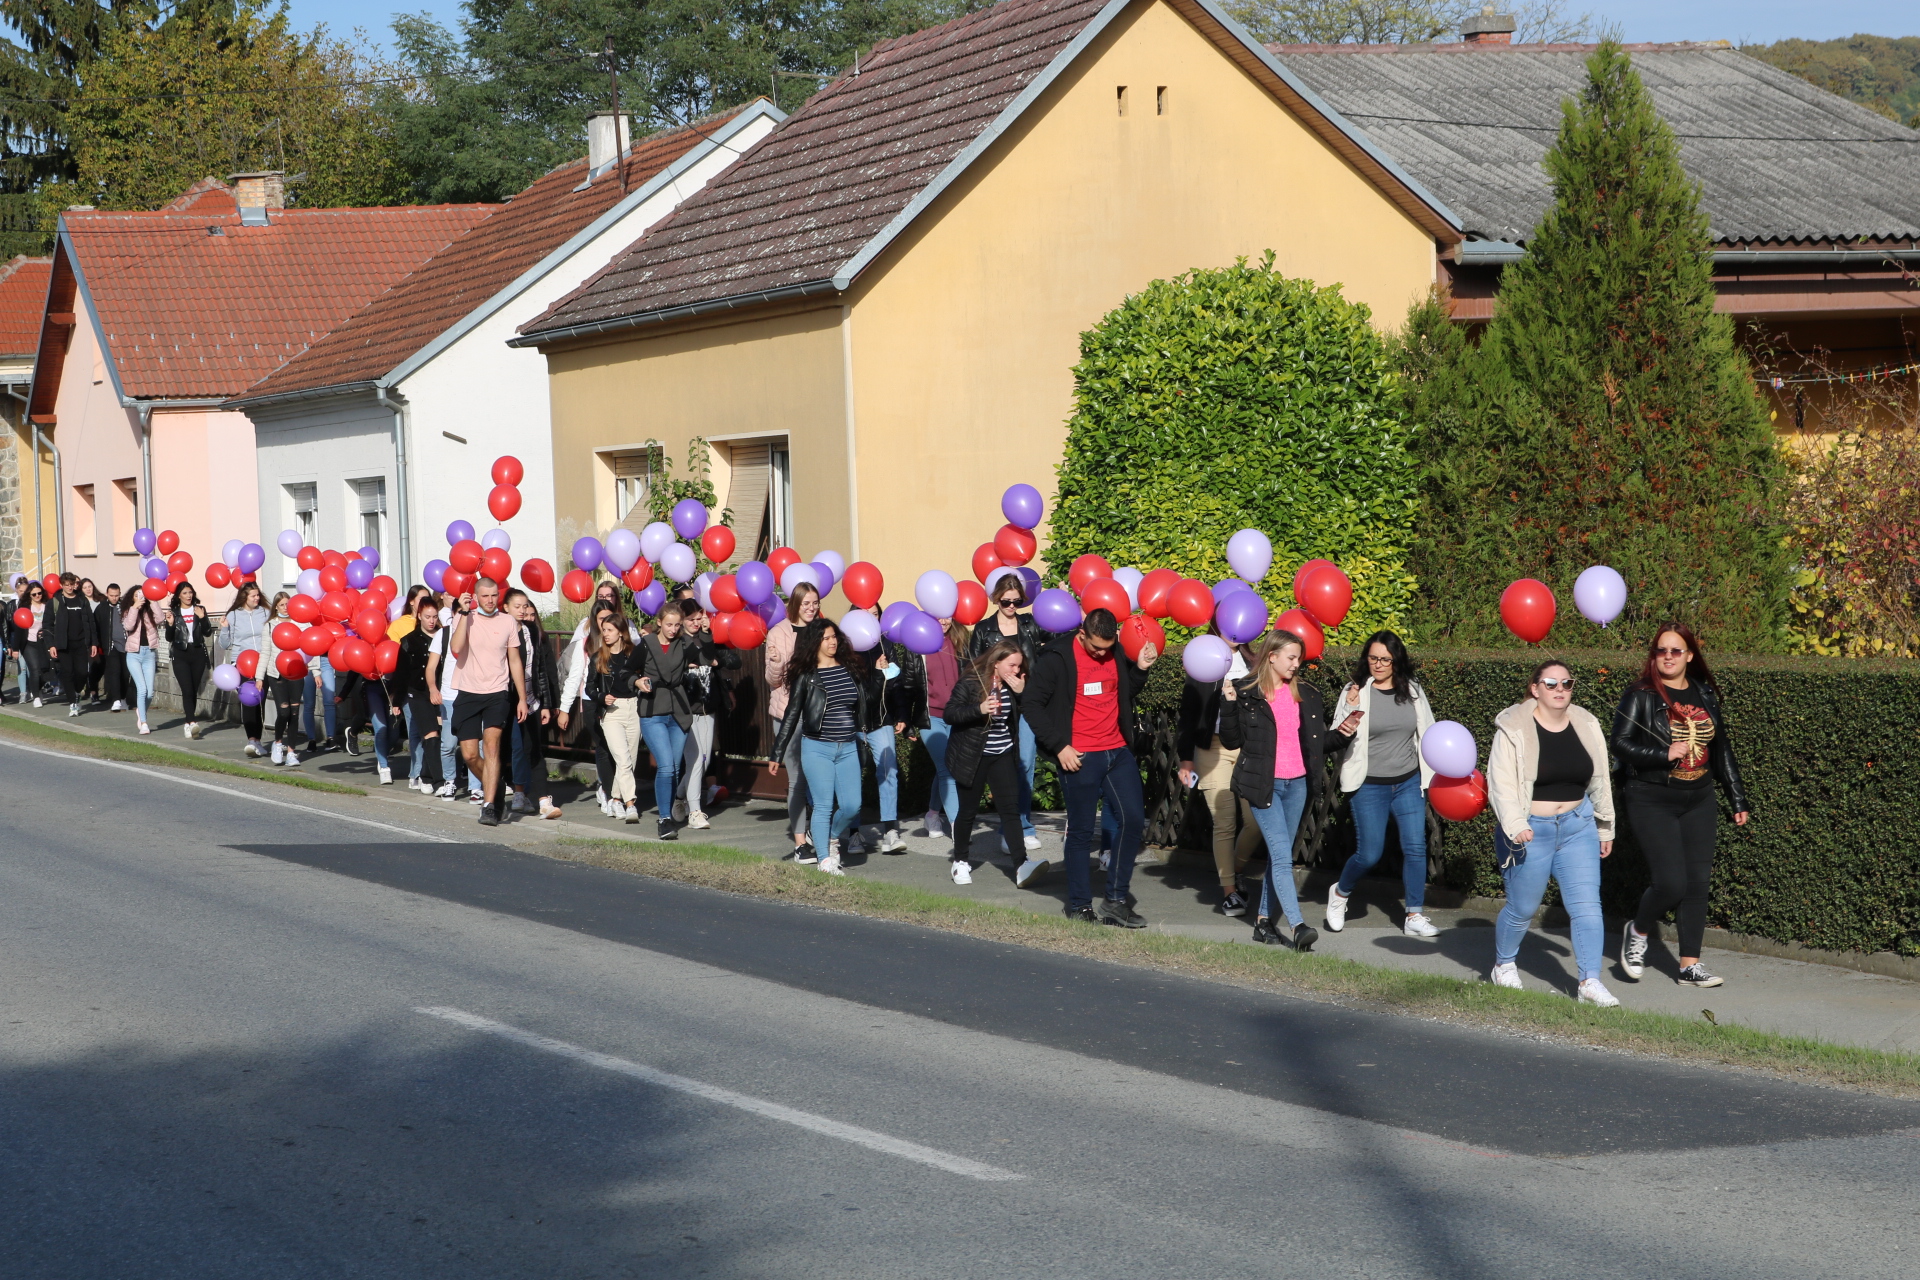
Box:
[1215,589,1269,645]
[1001,483,1044,531]
[297,568,323,599]
[1111,566,1144,610]
[753,596,782,625]
[661,543,698,584]
[132,527,157,556]
[275,529,303,559]
[1573,564,1627,628]
[1182,634,1234,683]
[880,600,917,642]
[1213,577,1253,603]
[570,537,604,573]
[143,557,168,580]
[358,545,381,569]
[778,561,819,597]
[813,550,846,582]
[345,560,375,590]
[635,582,667,615]
[671,499,709,539]
[639,521,676,564]
[480,529,511,552]
[422,559,448,592]
[603,528,640,573]
[736,560,774,605]
[446,520,475,546]
[236,543,266,574]
[237,681,263,707]
[1421,721,1478,779]
[1015,566,1042,602]
[900,610,945,656]
[838,608,882,652]
[809,561,836,599]
[1225,528,1273,583]
[1031,587,1083,634]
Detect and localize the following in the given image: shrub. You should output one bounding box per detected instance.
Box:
[1048,253,1417,639]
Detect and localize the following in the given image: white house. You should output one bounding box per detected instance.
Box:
[229,102,783,594]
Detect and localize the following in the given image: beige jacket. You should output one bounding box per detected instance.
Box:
[1487,700,1616,842]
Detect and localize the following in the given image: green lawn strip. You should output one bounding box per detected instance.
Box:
[0,713,364,796]
[551,836,1920,1097]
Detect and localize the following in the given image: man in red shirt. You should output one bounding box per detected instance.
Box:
[1022,608,1146,927]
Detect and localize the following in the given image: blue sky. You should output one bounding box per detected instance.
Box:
[299,0,1916,54]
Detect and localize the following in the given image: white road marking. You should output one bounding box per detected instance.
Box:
[417,1006,1027,1182]
[0,736,456,843]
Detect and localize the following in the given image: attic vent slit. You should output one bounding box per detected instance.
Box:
[1117,85,1127,117]
[1157,86,1166,115]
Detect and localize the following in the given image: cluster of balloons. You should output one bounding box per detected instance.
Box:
[1420,721,1488,822]
[1498,565,1627,643]
[263,531,405,683]
[560,497,737,614]
[970,483,1045,585]
[1165,536,1352,682]
[127,528,269,601]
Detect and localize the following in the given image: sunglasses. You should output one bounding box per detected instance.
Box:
[1654,647,1688,658]
[1537,677,1576,690]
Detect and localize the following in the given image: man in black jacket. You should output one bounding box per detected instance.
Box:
[46,573,98,716]
[1022,608,1147,928]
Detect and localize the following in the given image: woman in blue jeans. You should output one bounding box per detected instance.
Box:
[1324,630,1439,938]
[768,620,870,877]
[1485,660,1619,1006]
[636,603,692,840]
[1218,628,1332,951]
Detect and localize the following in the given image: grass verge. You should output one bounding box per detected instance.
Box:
[550,835,1920,1098]
[0,711,364,796]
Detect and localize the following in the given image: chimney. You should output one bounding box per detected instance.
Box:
[1461,6,1516,45]
[587,113,631,176]
[228,171,285,226]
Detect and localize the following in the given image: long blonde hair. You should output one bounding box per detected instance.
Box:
[1253,629,1305,702]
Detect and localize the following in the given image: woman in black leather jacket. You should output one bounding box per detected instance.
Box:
[1610,623,1750,989]
[769,620,872,875]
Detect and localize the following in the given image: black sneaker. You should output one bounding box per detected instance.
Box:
[1096,899,1147,929]
[656,820,678,842]
[345,730,361,756]
[1063,904,1097,923]
[1676,963,1724,988]
[477,804,500,827]
[1217,890,1248,917]
[789,841,817,864]
[1290,923,1320,953]
[1251,919,1285,945]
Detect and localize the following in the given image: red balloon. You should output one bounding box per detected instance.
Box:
[343,550,362,563]
[322,549,347,569]
[1429,769,1489,822]
[491,455,524,487]
[287,594,320,624]
[275,650,308,680]
[487,484,522,523]
[1167,578,1214,629]
[954,580,990,626]
[373,639,401,675]
[1079,578,1131,621]
[841,561,884,610]
[1273,608,1326,660]
[993,523,1036,567]
[204,563,231,589]
[342,638,374,676]
[236,649,260,679]
[319,590,353,621]
[700,525,736,564]
[710,574,743,613]
[299,626,333,657]
[166,572,187,590]
[370,574,399,600]
[520,558,555,594]
[1068,554,1113,596]
[971,542,1003,584]
[1118,613,1167,661]
[234,571,256,586]
[165,550,192,576]
[11,607,31,629]
[1297,563,1354,630]
[352,606,388,639]
[623,561,654,592]
[449,539,483,574]
[1138,568,1181,618]
[318,564,347,593]
[479,547,512,585]
[441,569,474,598]
[728,610,767,650]
[560,569,594,603]
[156,529,179,555]
[142,579,169,601]
[710,610,733,646]
[272,621,302,649]
[297,546,324,571]
[321,620,348,640]
[1500,578,1557,644]
[42,573,60,595]
[767,547,801,580]
[1293,559,1336,605]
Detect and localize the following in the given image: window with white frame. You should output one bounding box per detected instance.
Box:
[612,449,658,526]
[351,477,386,556]
[287,482,317,553]
[768,446,793,551]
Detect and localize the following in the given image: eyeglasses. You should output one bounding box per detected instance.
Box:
[1654,647,1688,658]
[1366,654,1394,666]
[1537,677,1576,690]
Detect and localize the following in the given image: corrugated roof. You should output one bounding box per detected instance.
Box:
[1273,42,1920,245]
[244,111,754,400]
[0,256,52,359]
[65,189,498,400]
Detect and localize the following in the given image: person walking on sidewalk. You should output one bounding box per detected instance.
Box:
[393,595,445,790]
[1218,628,1328,951]
[13,580,52,707]
[843,602,915,856]
[47,573,99,717]
[80,579,110,705]
[1023,608,1147,928]
[765,582,822,859]
[504,588,559,818]
[99,584,130,712]
[768,620,871,876]
[636,603,693,841]
[1177,626,1262,916]
[162,581,211,739]
[970,574,1045,864]
[678,602,738,831]
[448,576,528,827]
[219,582,271,757]
[1487,660,1620,1005]
[1611,624,1751,989]
[941,639,1027,885]
[1324,630,1439,939]
[558,597,635,814]
[119,587,161,733]
[586,614,649,823]
[918,616,968,839]
[260,592,306,766]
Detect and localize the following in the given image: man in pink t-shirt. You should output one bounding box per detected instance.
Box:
[450,576,528,826]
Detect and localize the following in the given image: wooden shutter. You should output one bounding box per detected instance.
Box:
[723,443,771,569]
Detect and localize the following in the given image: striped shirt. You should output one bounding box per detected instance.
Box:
[814,664,859,743]
[984,684,1014,756]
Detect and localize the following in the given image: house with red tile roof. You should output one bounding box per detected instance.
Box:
[28,181,497,598]
[227,102,781,591]
[0,255,53,585]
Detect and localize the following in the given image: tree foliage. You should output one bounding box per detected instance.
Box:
[1401,43,1790,652]
[1223,0,1592,46]
[1745,33,1920,128]
[1048,254,1418,642]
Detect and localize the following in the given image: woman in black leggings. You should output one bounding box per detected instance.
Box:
[163,581,212,739]
[1610,623,1750,988]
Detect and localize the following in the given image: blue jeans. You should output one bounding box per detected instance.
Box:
[641,715,685,818]
[919,721,959,824]
[862,725,898,823]
[368,695,393,770]
[800,737,863,852]
[1497,800,1605,982]
[1252,776,1309,926]
[1061,746,1144,911]
[125,648,157,722]
[302,657,337,743]
[1015,717,1037,838]
[1337,776,1429,910]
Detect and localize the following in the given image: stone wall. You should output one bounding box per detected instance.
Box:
[0,417,21,583]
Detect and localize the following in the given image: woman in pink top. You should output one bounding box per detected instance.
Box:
[120,589,163,733]
[763,581,821,855]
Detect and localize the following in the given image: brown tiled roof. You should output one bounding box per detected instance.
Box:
[65,189,498,400]
[0,256,52,359]
[244,111,754,400]
[518,0,1111,339]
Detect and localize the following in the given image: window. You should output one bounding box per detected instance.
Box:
[614,451,654,523]
[768,446,793,552]
[286,483,316,580]
[111,479,138,551]
[73,484,96,556]
[351,477,386,556]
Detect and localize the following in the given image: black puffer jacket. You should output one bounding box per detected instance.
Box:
[1217,675,1333,807]
[1610,682,1751,814]
[942,670,1023,787]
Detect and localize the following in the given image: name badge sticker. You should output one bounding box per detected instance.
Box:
[1083,681,1105,696]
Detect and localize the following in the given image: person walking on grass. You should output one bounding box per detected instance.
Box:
[219,582,271,758]
[1177,624,1262,916]
[768,620,871,877]
[448,576,528,827]
[1487,660,1619,1006]
[971,574,1046,870]
[765,581,822,859]
[1218,629,1328,951]
[941,639,1027,886]
[1324,630,1439,939]
[47,572,99,718]
[1611,624,1751,989]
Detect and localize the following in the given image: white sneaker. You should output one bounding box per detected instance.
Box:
[596,786,607,808]
[878,829,905,853]
[284,750,301,767]
[468,789,485,805]
[1490,962,1523,990]
[1014,857,1047,888]
[111,699,125,711]
[435,782,456,799]
[950,860,973,884]
[1325,888,1350,932]
[817,853,845,876]
[183,723,193,739]
[623,803,640,824]
[1023,833,1041,851]
[924,809,948,838]
[271,742,285,764]
[68,703,79,717]
[1096,849,1110,872]
[539,797,560,819]
[1620,922,1648,981]
[1403,912,1439,939]
[138,721,151,734]
[190,722,204,739]
[687,810,710,830]
[1578,979,1620,1008]
[601,798,615,817]
[32,696,41,707]
[378,766,393,785]
[243,742,258,757]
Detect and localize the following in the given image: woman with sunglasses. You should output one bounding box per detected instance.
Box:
[1486,660,1619,1005]
[1611,624,1750,988]
[970,572,1046,877]
[1324,630,1439,938]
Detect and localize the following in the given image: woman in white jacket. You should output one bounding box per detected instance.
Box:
[1485,659,1618,1007]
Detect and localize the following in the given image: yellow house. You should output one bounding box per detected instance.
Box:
[514,0,1462,597]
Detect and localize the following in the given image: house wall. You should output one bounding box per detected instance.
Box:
[250,394,397,589]
[48,310,146,587]
[148,403,263,601]
[0,361,58,584]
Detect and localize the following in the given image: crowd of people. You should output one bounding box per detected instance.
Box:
[3,568,1749,994]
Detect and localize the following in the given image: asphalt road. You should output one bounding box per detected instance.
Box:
[4,741,1918,1279]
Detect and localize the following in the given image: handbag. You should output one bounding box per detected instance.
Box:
[1493,826,1528,872]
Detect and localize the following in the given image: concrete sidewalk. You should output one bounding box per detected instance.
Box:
[10,695,1920,1055]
